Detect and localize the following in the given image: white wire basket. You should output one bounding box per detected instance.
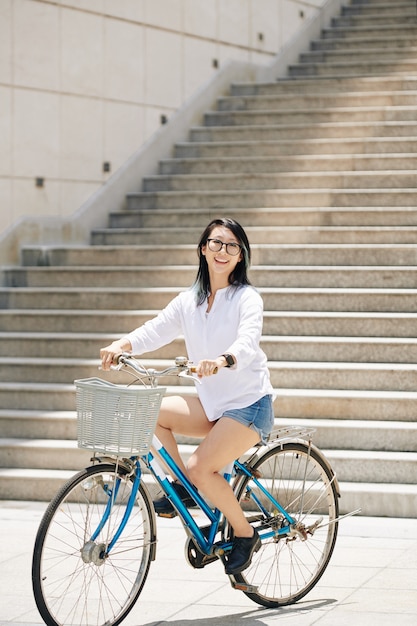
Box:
[75,378,166,456]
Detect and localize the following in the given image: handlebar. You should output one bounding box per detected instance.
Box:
[113,354,210,387]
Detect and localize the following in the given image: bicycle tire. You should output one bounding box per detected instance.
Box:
[32,462,156,626]
[229,441,339,607]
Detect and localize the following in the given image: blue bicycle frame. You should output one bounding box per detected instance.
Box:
[92,435,297,559]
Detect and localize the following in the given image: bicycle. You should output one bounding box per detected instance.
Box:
[32,354,343,626]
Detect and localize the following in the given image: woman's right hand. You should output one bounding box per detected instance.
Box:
[100,341,131,370]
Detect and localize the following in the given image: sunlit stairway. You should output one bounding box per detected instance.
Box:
[0,0,416,516]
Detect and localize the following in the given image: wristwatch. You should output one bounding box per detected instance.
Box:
[221,353,236,368]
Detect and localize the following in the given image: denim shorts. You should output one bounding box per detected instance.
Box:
[223,395,274,444]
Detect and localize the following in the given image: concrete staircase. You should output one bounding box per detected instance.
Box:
[1,0,417,516]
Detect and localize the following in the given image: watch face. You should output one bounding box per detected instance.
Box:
[224,353,235,367]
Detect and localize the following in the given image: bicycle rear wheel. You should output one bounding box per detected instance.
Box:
[230,442,339,607]
[32,462,156,626]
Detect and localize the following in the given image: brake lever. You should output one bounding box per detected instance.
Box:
[179,370,202,384]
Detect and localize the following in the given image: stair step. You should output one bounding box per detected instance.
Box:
[190,121,417,142]
[97,227,417,246]
[111,208,417,228]
[124,189,417,211]
[275,388,417,421]
[333,11,416,28]
[160,154,417,175]
[288,60,417,78]
[217,92,417,112]
[2,266,196,288]
[327,450,417,484]
[312,32,417,51]
[0,335,184,360]
[142,171,417,193]
[266,337,417,363]
[0,463,414,517]
[0,468,79,501]
[0,382,196,411]
[4,334,417,363]
[1,409,414,452]
[23,200,417,232]
[2,310,417,337]
[343,2,414,18]
[175,137,417,158]
[0,466,413,516]
[312,35,417,52]
[19,243,417,267]
[283,418,417,452]
[263,312,417,338]
[0,382,76,411]
[204,108,417,127]
[180,443,417,484]
[0,439,92,471]
[300,48,417,66]
[270,361,417,392]
[339,482,417,518]
[21,244,196,267]
[0,437,415,485]
[0,381,415,419]
[2,357,417,391]
[322,24,417,41]
[4,286,417,312]
[4,265,417,289]
[0,410,76,439]
[0,309,154,332]
[231,76,417,97]
[0,467,161,502]
[0,286,179,310]
[260,287,417,313]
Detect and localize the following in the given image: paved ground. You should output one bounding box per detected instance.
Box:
[1,500,416,626]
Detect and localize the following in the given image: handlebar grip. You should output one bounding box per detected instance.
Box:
[190,366,218,375]
[116,352,131,365]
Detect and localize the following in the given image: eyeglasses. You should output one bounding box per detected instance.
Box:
[206,238,242,256]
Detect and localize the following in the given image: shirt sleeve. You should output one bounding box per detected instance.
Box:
[225,288,264,370]
[122,293,184,355]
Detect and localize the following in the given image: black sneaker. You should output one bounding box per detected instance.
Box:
[225,528,261,575]
[153,482,197,518]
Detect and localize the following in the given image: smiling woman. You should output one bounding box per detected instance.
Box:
[199,220,248,312]
[100,217,274,576]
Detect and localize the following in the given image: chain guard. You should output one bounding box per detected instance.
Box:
[184,536,219,569]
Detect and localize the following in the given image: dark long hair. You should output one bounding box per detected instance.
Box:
[193,217,252,305]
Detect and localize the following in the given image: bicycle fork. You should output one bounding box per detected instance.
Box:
[81,459,142,565]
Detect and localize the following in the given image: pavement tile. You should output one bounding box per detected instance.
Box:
[0,502,416,626]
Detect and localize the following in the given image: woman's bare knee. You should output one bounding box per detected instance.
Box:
[187,452,216,491]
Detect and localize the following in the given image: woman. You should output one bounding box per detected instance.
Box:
[100,217,274,575]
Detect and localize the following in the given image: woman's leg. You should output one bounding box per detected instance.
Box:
[187,417,260,537]
[155,395,213,480]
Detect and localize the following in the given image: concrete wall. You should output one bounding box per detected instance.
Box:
[0,0,339,262]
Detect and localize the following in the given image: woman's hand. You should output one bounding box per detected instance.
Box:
[195,357,226,378]
[100,341,131,371]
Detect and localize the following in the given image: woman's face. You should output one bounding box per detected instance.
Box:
[201,225,243,281]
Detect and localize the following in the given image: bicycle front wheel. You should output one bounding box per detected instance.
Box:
[32,462,156,626]
[230,442,339,607]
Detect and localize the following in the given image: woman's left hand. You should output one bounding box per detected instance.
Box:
[195,358,224,378]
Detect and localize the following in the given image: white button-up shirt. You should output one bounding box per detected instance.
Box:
[123,285,274,421]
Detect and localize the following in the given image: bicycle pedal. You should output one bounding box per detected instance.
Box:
[230,580,259,594]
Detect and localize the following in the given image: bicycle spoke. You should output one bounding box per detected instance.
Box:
[32,464,155,626]
[229,442,339,607]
